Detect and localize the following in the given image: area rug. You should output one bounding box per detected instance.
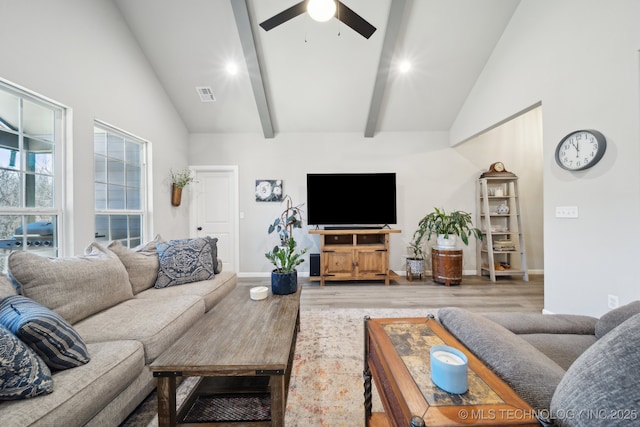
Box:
[120,307,437,427]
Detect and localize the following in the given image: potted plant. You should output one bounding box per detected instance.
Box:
[265,196,308,295]
[170,168,195,206]
[416,207,482,285]
[416,207,482,249]
[406,230,427,280]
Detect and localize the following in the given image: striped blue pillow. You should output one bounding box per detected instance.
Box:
[0,296,90,370]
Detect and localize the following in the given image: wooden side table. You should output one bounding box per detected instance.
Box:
[431,247,462,286]
[364,316,538,427]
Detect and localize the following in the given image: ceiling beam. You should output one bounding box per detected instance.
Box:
[231,0,275,138]
[364,0,407,138]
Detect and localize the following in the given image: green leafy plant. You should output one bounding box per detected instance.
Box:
[414,207,482,247]
[265,195,308,273]
[265,237,308,274]
[267,195,304,245]
[170,168,194,189]
[408,235,427,259]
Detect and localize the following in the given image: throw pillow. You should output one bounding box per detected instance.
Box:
[550,313,640,426]
[134,234,165,254]
[0,324,53,400]
[8,243,134,324]
[108,235,164,294]
[205,236,221,273]
[0,295,90,370]
[595,300,640,338]
[155,237,216,288]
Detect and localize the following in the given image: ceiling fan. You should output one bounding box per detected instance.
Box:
[259,0,377,39]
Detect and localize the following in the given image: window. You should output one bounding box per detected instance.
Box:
[94,122,147,248]
[0,81,64,271]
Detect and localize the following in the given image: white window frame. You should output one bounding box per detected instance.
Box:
[93,120,150,247]
[0,78,66,262]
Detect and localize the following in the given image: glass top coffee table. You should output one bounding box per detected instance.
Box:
[364,316,539,426]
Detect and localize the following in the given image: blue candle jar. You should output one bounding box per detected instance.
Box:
[430,345,468,394]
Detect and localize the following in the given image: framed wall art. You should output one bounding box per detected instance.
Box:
[255,179,283,202]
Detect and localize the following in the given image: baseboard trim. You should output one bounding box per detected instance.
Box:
[238,269,543,279]
[238,272,311,279]
[237,270,544,279]
[237,272,269,279]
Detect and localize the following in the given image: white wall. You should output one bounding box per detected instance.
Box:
[455,106,544,273]
[0,0,191,253]
[451,0,640,316]
[189,109,546,278]
[189,131,487,275]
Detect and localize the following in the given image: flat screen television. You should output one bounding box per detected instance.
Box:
[306,173,397,227]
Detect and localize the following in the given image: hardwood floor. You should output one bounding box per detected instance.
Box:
[238,274,544,313]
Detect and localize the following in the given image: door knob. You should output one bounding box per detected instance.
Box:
[197,227,202,231]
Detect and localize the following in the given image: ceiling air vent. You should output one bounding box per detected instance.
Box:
[195,86,216,103]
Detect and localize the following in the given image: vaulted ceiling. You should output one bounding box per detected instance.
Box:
[114,0,520,138]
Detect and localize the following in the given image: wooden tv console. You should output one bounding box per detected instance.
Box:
[308,228,401,286]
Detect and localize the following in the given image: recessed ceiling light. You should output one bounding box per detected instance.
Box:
[398,60,412,73]
[226,62,239,76]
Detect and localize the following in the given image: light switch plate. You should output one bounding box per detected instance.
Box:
[555,206,578,218]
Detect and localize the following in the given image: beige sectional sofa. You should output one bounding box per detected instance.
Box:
[0,237,237,426]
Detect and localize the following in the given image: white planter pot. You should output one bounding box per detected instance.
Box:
[436,234,458,249]
[406,258,425,273]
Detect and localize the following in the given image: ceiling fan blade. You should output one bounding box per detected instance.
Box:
[259,1,308,31]
[336,1,376,39]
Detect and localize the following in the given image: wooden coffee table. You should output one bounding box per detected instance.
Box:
[364,316,539,426]
[150,285,301,427]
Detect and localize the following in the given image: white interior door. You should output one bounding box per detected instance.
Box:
[190,166,239,273]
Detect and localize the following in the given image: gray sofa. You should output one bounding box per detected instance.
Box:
[0,236,237,426]
[438,302,640,426]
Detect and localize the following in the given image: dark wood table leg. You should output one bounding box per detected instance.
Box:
[270,375,286,427]
[157,376,177,427]
[363,316,372,427]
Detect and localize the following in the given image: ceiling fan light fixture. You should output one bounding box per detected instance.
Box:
[307,0,337,22]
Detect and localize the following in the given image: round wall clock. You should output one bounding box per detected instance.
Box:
[555,129,606,171]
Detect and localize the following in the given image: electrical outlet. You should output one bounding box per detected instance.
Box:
[608,294,619,309]
[555,206,579,218]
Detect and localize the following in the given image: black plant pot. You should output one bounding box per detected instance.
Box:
[271,270,298,295]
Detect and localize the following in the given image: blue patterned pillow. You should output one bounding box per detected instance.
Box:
[0,296,90,370]
[0,324,53,400]
[154,238,216,288]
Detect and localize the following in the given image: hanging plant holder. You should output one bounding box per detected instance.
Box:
[170,168,194,206]
[171,184,182,206]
